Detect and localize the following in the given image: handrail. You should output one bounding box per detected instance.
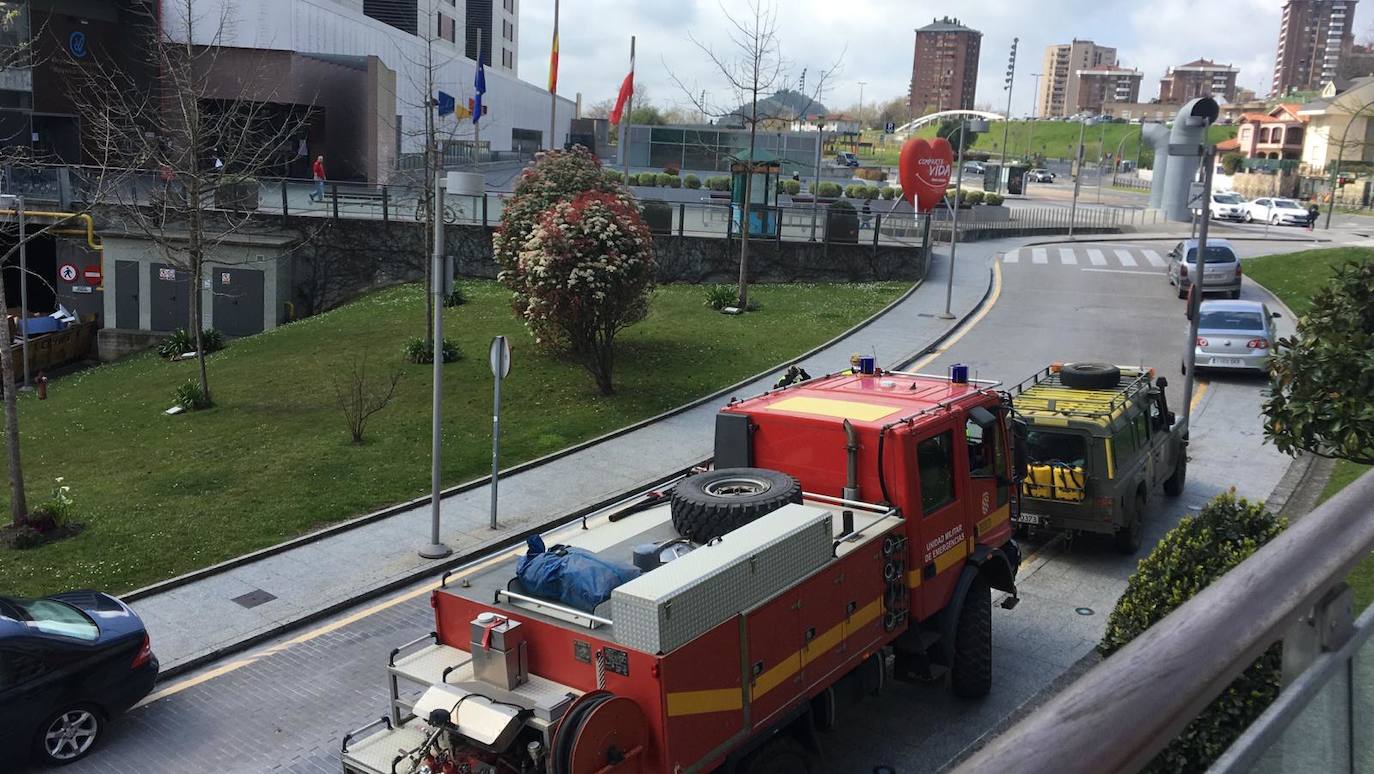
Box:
[954,469,1374,774]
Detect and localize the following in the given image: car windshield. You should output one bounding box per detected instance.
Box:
[1200,310,1264,330]
[1185,246,1237,264]
[1214,194,1243,204]
[1026,430,1088,468]
[1274,200,1303,209]
[10,598,99,641]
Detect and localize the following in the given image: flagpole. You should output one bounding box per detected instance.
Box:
[474,29,483,159]
[621,35,635,181]
[548,0,559,150]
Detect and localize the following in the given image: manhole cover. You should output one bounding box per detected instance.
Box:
[231,589,277,609]
[1075,607,1095,616]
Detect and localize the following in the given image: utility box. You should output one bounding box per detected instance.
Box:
[611,503,834,654]
[470,614,529,690]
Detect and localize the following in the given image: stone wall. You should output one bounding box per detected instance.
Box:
[1231,171,1300,199]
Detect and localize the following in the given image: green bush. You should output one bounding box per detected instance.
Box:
[403,337,463,364]
[157,328,224,359]
[684,174,701,189]
[707,176,731,192]
[843,184,861,198]
[1100,491,1286,772]
[965,190,985,205]
[443,285,467,308]
[830,199,855,212]
[864,186,880,200]
[783,179,801,195]
[881,186,898,200]
[603,170,624,184]
[816,181,842,198]
[668,176,682,188]
[1221,153,1245,175]
[636,172,657,187]
[655,173,673,187]
[983,192,1004,206]
[703,284,738,310]
[174,379,213,410]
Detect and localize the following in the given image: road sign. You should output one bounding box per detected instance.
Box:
[489,335,511,379]
[83,264,102,284]
[1188,182,1206,207]
[58,263,78,282]
[159,267,176,281]
[885,122,896,134]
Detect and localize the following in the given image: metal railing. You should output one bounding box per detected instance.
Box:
[955,469,1374,774]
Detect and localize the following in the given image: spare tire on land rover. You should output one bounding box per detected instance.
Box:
[1059,362,1121,390]
[670,467,803,542]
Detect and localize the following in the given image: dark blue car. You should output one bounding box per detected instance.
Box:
[0,592,158,766]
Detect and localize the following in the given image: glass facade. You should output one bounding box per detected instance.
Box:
[627,125,818,174]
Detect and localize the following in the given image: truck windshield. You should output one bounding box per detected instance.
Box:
[1026,430,1087,468]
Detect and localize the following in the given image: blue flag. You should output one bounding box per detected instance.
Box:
[473,60,486,126]
[436,90,455,117]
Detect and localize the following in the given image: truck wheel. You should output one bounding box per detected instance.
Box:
[1115,492,1146,554]
[1060,362,1121,389]
[670,467,802,542]
[1163,453,1188,496]
[950,574,992,698]
[741,735,814,774]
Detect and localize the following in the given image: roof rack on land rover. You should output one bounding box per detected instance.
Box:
[1010,365,1155,423]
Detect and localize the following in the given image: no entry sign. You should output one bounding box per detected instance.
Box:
[58,263,78,283]
[83,264,102,284]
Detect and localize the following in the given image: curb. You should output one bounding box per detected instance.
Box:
[151,254,1000,680]
[125,263,931,604]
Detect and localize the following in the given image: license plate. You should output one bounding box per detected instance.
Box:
[1015,513,1042,525]
[1209,357,1244,366]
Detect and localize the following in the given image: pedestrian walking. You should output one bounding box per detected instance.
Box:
[861,199,872,229]
[1306,201,1319,230]
[309,155,326,203]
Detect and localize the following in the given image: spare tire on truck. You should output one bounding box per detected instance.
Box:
[1060,362,1121,390]
[670,467,803,542]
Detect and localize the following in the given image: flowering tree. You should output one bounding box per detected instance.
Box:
[507,191,655,394]
[493,147,621,270]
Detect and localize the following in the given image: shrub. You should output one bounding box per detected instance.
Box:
[403,337,463,364]
[443,284,466,308]
[668,176,681,188]
[965,190,985,205]
[637,172,657,186]
[1100,491,1286,772]
[785,179,802,195]
[1221,153,1245,175]
[776,180,787,195]
[493,147,621,275]
[174,379,213,410]
[844,184,861,198]
[707,176,731,192]
[603,170,624,184]
[881,186,898,200]
[157,327,224,359]
[855,167,888,181]
[703,284,738,310]
[684,174,701,189]
[864,186,881,200]
[983,192,1004,206]
[506,191,655,394]
[830,198,855,212]
[654,173,673,187]
[816,181,842,198]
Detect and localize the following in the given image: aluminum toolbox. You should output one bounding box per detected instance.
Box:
[610,503,834,654]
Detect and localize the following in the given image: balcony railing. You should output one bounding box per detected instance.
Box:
[954,470,1374,774]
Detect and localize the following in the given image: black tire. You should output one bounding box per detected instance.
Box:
[1060,362,1121,390]
[1115,491,1146,554]
[670,467,802,542]
[1228,289,1241,300]
[33,704,102,765]
[1177,283,1188,299]
[950,574,992,698]
[1163,452,1188,496]
[740,735,814,774]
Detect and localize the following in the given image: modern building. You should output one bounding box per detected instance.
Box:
[1272,0,1358,96]
[1340,42,1374,78]
[348,0,519,74]
[1158,59,1240,103]
[1235,104,1308,159]
[1038,40,1118,117]
[623,124,820,175]
[1075,66,1143,114]
[1297,74,1374,172]
[908,17,981,116]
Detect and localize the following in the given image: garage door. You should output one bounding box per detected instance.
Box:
[149,263,190,332]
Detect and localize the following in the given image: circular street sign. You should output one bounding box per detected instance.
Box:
[83,264,103,284]
[58,263,78,283]
[489,335,511,379]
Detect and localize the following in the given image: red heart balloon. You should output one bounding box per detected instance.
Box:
[914,138,954,213]
[898,138,922,207]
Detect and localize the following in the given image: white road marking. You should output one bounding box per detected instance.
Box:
[1113,248,1137,267]
[1032,248,1048,264]
[1003,249,1020,263]
[1082,268,1160,276]
[1087,248,1107,266]
[1141,249,1167,267]
[1058,248,1078,265]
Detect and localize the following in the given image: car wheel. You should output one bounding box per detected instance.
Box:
[35,705,102,765]
[1244,212,1253,223]
[1164,452,1188,496]
[1177,283,1188,299]
[670,467,802,542]
[1271,214,1280,225]
[1229,289,1241,300]
[1114,491,1146,555]
[1060,362,1121,389]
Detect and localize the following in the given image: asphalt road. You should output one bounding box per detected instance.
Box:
[48,236,1314,774]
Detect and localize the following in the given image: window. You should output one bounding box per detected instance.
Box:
[9,598,98,641]
[1132,412,1151,449]
[502,49,513,68]
[967,414,1009,505]
[916,431,956,515]
[503,19,513,41]
[437,13,456,43]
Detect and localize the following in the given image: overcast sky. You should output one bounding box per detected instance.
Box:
[517,0,1310,118]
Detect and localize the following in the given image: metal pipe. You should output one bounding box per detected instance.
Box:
[421,169,451,560]
[954,470,1374,774]
[941,121,968,319]
[1181,145,1215,430]
[1069,119,1088,237]
[843,419,860,501]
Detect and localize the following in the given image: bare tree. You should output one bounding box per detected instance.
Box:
[72,0,314,406]
[333,352,403,444]
[668,0,837,309]
[584,98,614,119]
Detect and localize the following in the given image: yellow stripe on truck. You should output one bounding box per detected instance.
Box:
[934,539,969,575]
[765,396,899,422]
[666,687,744,717]
[749,596,885,703]
[977,505,1010,536]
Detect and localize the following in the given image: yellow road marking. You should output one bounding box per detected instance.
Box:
[1190,379,1209,411]
[907,260,1003,372]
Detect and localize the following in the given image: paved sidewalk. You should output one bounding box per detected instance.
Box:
[129,240,1010,674]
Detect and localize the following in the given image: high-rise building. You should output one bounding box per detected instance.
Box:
[1038,40,1117,117]
[1075,66,1143,114]
[908,17,982,116]
[354,0,519,74]
[1158,59,1240,103]
[1271,0,1357,95]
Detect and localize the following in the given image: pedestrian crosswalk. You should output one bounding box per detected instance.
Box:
[1001,244,1173,270]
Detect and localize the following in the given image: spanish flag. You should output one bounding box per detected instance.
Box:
[548,28,559,94]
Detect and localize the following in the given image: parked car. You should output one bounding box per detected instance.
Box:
[835,152,859,167]
[1244,197,1308,225]
[1,592,158,766]
[1167,238,1242,299]
[1188,299,1281,375]
[1028,168,1055,182]
[1209,192,1248,221]
[962,161,987,176]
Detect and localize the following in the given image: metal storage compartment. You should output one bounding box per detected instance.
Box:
[610,503,834,654]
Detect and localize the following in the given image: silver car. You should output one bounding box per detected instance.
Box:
[1167,238,1242,299]
[1190,299,1281,374]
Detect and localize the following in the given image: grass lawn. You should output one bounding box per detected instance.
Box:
[2,280,906,596]
[854,121,1237,167]
[1248,246,1374,610]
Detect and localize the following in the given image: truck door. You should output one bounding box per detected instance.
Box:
[911,423,966,615]
[964,406,1009,542]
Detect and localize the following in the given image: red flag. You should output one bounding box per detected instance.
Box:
[610,71,634,125]
[547,29,559,93]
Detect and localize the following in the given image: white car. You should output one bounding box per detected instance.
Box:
[1244,197,1309,226]
[1209,192,1247,221]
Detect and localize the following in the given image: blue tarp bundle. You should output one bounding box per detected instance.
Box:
[515,536,639,612]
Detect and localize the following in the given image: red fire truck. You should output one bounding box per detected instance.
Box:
[341,362,1022,774]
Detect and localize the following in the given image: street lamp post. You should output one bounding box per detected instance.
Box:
[941,118,989,319]
[810,113,825,241]
[998,38,1019,193]
[1068,118,1095,237]
[1111,128,1139,189]
[856,82,866,154]
[420,170,452,560]
[1095,120,1108,204]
